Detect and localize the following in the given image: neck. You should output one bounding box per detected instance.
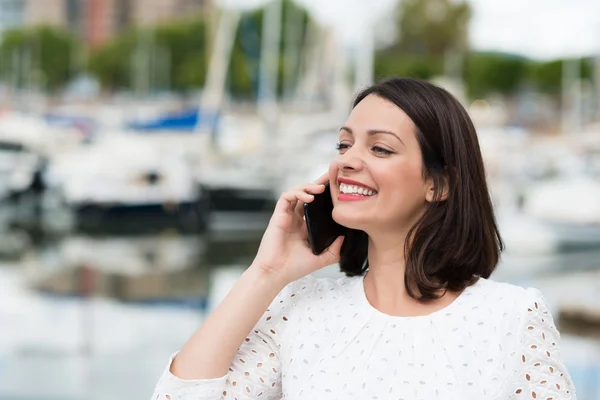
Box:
[364,230,413,310]
[363,229,460,316]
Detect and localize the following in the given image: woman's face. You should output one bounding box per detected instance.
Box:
[329,94,433,233]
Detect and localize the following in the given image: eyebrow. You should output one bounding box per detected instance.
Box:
[340,126,404,145]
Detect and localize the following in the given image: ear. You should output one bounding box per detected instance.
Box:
[425,175,449,203]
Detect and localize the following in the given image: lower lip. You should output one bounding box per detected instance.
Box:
[338,193,375,201]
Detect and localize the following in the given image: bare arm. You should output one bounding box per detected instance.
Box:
[151,175,343,398]
[170,266,286,380]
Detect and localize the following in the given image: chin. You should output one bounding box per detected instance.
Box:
[332,207,370,231]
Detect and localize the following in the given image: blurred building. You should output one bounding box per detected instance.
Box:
[0,0,26,34]
[5,0,211,48]
[24,0,66,26]
[84,0,212,48]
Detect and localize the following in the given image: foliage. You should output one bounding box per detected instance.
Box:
[88,18,207,92]
[155,19,207,90]
[463,52,529,98]
[374,0,467,93]
[87,28,137,90]
[0,25,80,90]
[393,0,471,57]
[374,52,443,81]
[528,58,593,94]
[228,0,310,98]
[4,2,588,100]
[87,0,310,97]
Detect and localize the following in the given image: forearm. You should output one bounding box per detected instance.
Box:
[170,265,287,380]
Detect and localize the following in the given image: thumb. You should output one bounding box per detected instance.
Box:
[319,235,345,266]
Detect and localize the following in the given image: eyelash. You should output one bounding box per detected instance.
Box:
[335,142,349,151]
[335,142,394,156]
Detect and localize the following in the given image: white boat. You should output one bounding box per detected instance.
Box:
[495,174,600,256]
[196,153,278,232]
[0,139,45,201]
[0,111,84,204]
[28,233,206,302]
[44,133,205,232]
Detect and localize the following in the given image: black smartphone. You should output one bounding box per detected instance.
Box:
[304,182,346,255]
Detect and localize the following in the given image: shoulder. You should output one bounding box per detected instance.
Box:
[481,279,560,339]
[454,278,555,342]
[466,278,558,344]
[277,274,355,302]
[267,274,355,315]
[259,274,355,342]
[470,277,548,315]
[473,282,577,397]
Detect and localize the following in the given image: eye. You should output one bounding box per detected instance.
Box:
[335,142,351,153]
[372,146,393,156]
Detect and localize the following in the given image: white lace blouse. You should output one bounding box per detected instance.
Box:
[151,274,577,399]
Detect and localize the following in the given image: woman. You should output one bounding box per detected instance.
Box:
[151,78,576,399]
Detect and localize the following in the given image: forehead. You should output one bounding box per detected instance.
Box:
[345,94,415,132]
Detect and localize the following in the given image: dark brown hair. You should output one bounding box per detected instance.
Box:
[339,77,504,300]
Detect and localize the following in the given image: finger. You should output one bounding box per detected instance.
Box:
[276,184,325,216]
[295,200,305,219]
[282,190,313,212]
[293,186,321,217]
[292,183,326,195]
[291,190,314,204]
[274,192,297,215]
[282,192,299,213]
[294,182,327,216]
[319,235,345,266]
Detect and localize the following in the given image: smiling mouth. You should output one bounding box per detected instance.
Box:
[339,183,377,197]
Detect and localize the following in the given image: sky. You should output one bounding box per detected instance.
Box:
[468,0,600,60]
[218,0,600,60]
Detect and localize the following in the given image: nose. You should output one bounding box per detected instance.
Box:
[335,147,363,172]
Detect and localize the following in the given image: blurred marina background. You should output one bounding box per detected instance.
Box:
[0,0,598,398]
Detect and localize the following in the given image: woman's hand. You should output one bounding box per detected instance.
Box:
[250,173,344,286]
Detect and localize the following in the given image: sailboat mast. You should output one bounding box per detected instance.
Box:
[258,0,282,141]
[197,8,240,142]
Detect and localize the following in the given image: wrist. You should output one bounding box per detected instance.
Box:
[246,261,291,289]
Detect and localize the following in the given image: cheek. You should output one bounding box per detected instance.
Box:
[328,162,338,181]
[328,162,339,197]
[376,159,425,198]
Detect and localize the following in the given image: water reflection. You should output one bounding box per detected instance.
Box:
[0,218,598,399]
[26,230,262,306]
[0,220,266,399]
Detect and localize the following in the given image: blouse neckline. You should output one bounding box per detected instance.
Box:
[351,273,483,321]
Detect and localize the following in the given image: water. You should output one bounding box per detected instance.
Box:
[0,223,598,399]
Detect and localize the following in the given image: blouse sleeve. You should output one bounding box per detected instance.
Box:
[510,287,577,399]
[150,278,306,400]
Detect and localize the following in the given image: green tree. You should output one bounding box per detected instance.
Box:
[0,25,80,91]
[394,0,471,57]
[87,28,137,90]
[463,52,529,98]
[88,0,311,96]
[88,18,208,92]
[374,52,443,81]
[155,18,207,90]
[85,0,313,96]
[374,0,470,83]
[228,0,310,98]
[529,58,593,94]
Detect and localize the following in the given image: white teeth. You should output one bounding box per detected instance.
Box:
[339,183,376,196]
